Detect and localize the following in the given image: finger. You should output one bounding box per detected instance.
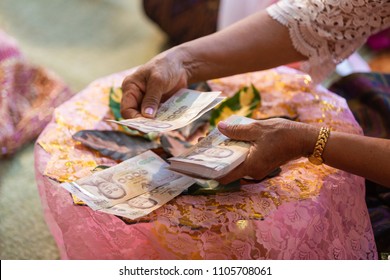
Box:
[140,73,167,118]
[120,90,143,119]
[217,121,258,141]
[141,67,189,117]
[219,164,269,185]
[217,163,247,185]
[121,75,145,119]
[217,147,270,184]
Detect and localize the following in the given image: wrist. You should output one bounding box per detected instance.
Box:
[298,124,321,158]
[168,45,192,83]
[271,119,318,162]
[307,127,331,165]
[175,43,210,84]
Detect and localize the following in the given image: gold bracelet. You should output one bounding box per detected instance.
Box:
[308,127,330,165]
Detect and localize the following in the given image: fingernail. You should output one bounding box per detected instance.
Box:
[218,121,228,130]
[144,107,154,116]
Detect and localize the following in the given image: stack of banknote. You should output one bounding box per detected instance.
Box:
[61,151,195,219]
[109,88,224,133]
[168,115,254,179]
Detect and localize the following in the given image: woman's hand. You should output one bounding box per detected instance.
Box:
[120,48,190,119]
[217,118,318,184]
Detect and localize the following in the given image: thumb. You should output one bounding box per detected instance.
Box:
[217,121,257,141]
[141,81,164,118]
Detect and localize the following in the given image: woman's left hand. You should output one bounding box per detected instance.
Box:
[216,118,318,184]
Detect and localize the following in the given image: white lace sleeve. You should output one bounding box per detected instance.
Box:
[267,0,390,82]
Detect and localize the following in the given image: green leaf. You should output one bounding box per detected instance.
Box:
[210,84,261,127]
[92,165,111,172]
[109,87,123,121]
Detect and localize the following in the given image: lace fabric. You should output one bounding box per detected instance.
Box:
[267,0,390,82]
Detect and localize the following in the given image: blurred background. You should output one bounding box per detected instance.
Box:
[0,0,165,259]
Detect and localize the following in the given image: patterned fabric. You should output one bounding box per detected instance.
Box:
[34,67,377,259]
[367,28,390,51]
[329,73,390,139]
[267,0,390,82]
[329,72,390,254]
[143,0,220,46]
[0,29,72,157]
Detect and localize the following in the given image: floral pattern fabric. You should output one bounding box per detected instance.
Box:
[35,67,376,259]
[0,29,72,157]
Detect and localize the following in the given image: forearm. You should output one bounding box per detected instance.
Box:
[302,129,390,187]
[172,10,306,83]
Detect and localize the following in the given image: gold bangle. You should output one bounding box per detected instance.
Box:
[308,127,330,165]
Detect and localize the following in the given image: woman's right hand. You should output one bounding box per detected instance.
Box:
[120,48,190,119]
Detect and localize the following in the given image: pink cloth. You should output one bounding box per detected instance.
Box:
[366,28,390,51]
[34,67,377,259]
[0,29,72,157]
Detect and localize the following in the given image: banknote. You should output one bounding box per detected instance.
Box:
[109,88,223,133]
[60,150,181,210]
[168,115,255,179]
[98,175,195,220]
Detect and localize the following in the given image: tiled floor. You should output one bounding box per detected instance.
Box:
[0,0,165,259]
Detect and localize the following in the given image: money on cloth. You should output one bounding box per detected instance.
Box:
[168,115,254,179]
[60,86,276,220]
[60,151,193,210]
[108,88,224,133]
[99,176,194,220]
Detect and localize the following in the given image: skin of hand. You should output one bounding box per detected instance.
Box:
[119,7,390,187]
[216,118,318,185]
[120,48,190,119]
[120,10,305,119]
[217,119,390,187]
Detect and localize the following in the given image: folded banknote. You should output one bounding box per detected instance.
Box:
[109,88,223,133]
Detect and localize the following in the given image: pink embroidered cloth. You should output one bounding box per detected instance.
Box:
[34,67,377,259]
[0,29,72,157]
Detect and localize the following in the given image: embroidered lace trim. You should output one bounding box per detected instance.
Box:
[267,0,390,82]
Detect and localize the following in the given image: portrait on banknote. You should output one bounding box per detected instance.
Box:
[126,196,159,209]
[80,176,127,200]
